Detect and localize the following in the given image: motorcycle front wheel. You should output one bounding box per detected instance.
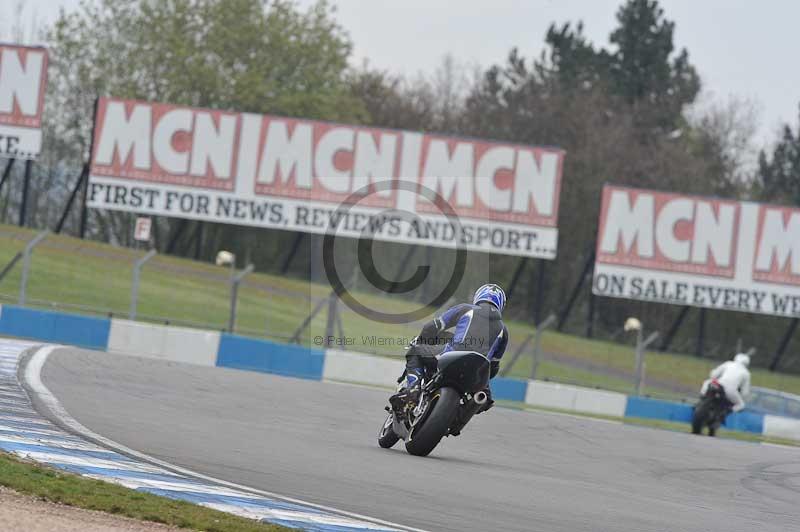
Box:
[378,413,400,449]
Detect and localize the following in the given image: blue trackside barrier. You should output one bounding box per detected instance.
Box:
[723,410,764,434]
[624,396,694,423]
[624,396,765,434]
[490,377,528,402]
[0,305,110,349]
[216,333,325,380]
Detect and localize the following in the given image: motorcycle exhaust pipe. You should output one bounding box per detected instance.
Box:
[473,391,488,405]
[450,391,490,436]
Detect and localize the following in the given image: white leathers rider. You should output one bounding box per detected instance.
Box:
[700,354,752,412]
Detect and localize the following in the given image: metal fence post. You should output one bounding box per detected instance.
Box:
[635,331,660,395]
[289,295,329,344]
[530,313,557,381]
[228,264,254,333]
[129,249,157,320]
[324,292,339,348]
[633,328,643,391]
[18,230,49,306]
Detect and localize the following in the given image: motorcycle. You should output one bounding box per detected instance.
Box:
[691,379,731,436]
[377,344,491,457]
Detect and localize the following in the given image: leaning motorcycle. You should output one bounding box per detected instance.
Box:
[377,342,491,457]
[691,379,731,436]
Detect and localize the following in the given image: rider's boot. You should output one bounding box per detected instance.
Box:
[389,370,422,411]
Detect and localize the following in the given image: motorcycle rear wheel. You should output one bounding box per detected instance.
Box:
[405,387,460,457]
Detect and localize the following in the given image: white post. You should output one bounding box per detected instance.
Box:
[229,264,255,333]
[635,331,660,395]
[129,249,157,320]
[18,231,49,306]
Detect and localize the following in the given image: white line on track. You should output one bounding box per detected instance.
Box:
[26,345,431,532]
[761,442,799,451]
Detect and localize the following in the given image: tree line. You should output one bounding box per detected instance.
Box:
[3,0,799,369]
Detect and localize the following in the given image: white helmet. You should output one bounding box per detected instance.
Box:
[734,353,750,368]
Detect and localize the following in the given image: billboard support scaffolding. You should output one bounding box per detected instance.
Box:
[193,221,204,259]
[557,248,596,331]
[389,245,418,294]
[695,308,707,357]
[78,165,90,238]
[0,158,14,192]
[586,290,596,338]
[54,163,89,234]
[420,245,434,301]
[18,159,31,227]
[770,318,799,371]
[281,233,305,274]
[505,258,528,302]
[165,219,189,254]
[78,98,100,239]
[659,305,690,352]
[531,259,547,326]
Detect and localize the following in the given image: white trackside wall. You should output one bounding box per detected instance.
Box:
[524,380,628,418]
[322,350,404,388]
[593,185,800,318]
[763,415,800,440]
[107,319,219,366]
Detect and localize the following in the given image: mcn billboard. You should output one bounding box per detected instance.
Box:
[0,43,48,160]
[593,184,800,318]
[87,97,565,259]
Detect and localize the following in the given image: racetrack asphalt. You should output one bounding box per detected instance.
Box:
[42,347,800,532]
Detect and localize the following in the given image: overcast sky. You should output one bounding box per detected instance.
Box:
[6,0,796,149]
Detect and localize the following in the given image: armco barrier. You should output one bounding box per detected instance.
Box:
[108,319,219,367]
[0,305,109,349]
[217,333,325,380]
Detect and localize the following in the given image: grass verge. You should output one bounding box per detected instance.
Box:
[0,452,287,532]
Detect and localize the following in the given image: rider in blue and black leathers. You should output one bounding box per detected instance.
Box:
[391,284,509,409]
